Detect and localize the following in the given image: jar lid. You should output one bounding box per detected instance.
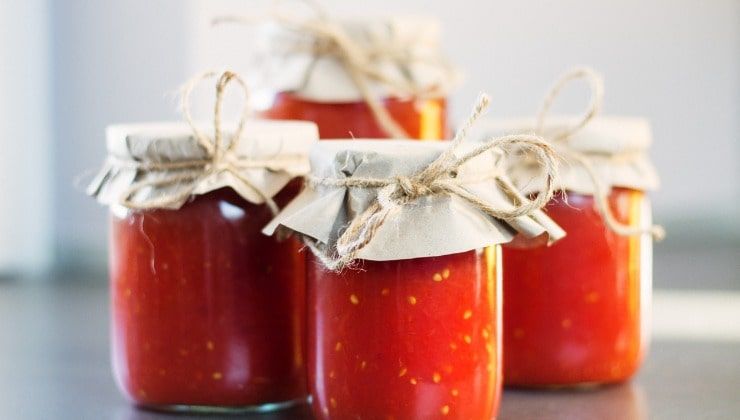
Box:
[469,116,660,194]
[88,120,318,209]
[472,67,665,240]
[253,14,460,102]
[264,138,565,268]
[476,116,653,155]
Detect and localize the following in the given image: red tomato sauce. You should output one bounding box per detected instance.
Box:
[109,184,307,409]
[306,248,501,420]
[259,92,448,140]
[503,188,647,387]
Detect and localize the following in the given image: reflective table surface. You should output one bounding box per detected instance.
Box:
[0,274,738,420]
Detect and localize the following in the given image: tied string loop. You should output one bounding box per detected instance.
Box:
[214,0,456,138]
[119,70,279,214]
[304,93,560,271]
[535,67,665,240]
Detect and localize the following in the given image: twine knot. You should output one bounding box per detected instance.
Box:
[304,93,561,271]
[392,176,433,200]
[535,67,664,240]
[214,1,457,138]
[118,70,279,214]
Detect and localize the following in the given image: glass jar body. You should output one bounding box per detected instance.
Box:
[503,187,652,387]
[109,185,307,412]
[259,92,448,140]
[307,247,502,420]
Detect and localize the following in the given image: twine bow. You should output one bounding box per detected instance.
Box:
[214,0,457,138]
[119,70,280,214]
[305,94,560,271]
[535,67,665,240]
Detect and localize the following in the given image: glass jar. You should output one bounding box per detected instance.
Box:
[503,187,652,387]
[469,112,660,388]
[109,183,308,411]
[264,137,563,419]
[307,248,501,419]
[89,103,319,411]
[252,16,456,140]
[260,93,448,140]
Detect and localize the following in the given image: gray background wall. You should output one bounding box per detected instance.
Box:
[0,0,52,273]
[43,0,739,270]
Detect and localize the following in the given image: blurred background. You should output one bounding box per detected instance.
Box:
[0,1,738,418]
[1,0,737,281]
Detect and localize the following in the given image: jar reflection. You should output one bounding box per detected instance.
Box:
[500,382,648,420]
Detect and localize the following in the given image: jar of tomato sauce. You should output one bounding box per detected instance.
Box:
[475,116,660,388]
[252,15,458,140]
[264,134,563,419]
[88,112,318,411]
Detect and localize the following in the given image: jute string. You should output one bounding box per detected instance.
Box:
[214,0,456,139]
[118,70,282,213]
[303,93,560,271]
[535,67,665,240]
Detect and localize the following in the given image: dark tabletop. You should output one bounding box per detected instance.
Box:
[0,273,738,420]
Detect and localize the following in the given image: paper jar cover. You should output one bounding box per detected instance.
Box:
[264,140,565,262]
[87,120,319,209]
